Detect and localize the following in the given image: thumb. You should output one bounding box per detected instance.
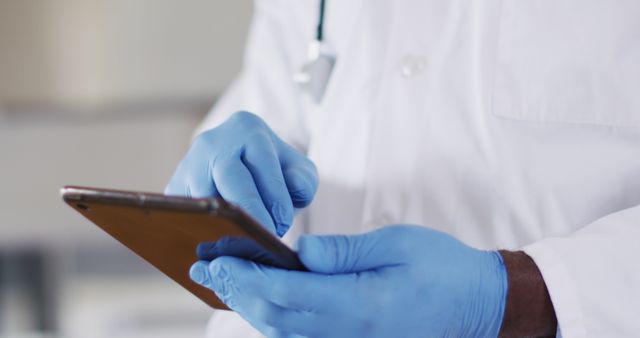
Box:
[297,229,403,274]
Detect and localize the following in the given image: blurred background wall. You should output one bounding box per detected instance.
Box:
[0,1,253,337]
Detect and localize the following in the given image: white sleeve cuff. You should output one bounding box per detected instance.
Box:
[523,240,587,338]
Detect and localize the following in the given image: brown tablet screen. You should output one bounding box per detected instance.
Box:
[62,186,305,310]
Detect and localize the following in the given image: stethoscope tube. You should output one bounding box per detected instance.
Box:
[294,0,334,102]
[317,0,326,42]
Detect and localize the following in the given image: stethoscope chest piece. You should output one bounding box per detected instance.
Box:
[294,40,336,103]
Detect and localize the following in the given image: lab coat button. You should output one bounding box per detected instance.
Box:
[400,54,427,77]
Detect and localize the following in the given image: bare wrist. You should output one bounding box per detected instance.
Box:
[498,250,558,338]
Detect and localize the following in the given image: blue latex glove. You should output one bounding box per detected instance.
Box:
[165,111,318,236]
[190,225,508,338]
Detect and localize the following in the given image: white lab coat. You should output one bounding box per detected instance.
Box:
[200,1,640,337]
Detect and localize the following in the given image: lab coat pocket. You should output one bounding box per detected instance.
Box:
[493,0,640,128]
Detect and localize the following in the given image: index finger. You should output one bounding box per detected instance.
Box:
[212,150,276,233]
[243,139,294,236]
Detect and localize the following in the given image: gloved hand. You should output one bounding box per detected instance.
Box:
[164,111,318,236]
[189,225,508,338]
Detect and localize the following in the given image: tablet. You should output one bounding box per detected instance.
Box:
[61,186,305,310]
